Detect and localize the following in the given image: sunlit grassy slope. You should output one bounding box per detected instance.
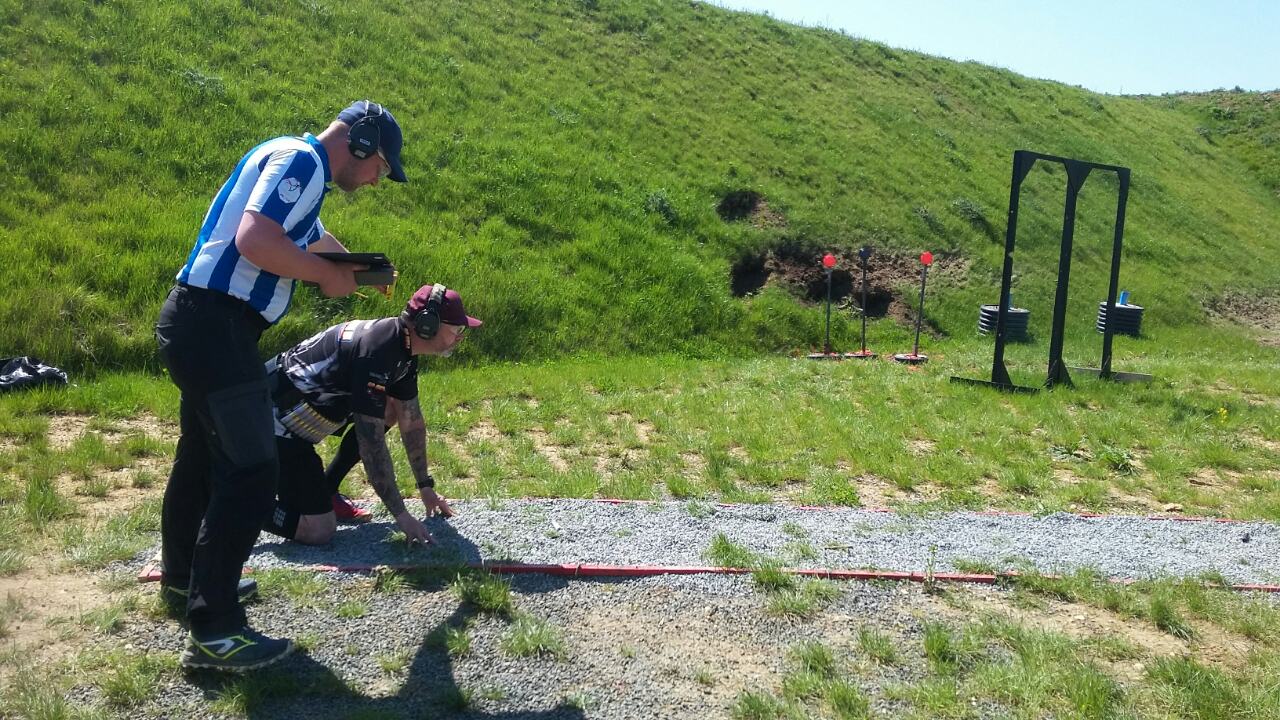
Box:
[0,0,1276,372]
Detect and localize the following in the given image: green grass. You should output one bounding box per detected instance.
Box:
[256,568,327,608]
[857,628,899,666]
[1,0,1277,375]
[451,572,514,616]
[766,579,841,618]
[335,598,368,619]
[704,535,842,616]
[208,671,306,716]
[0,548,26,577]
[0,9,1276,716]
[0,667,82,720]
[878,608,1261,719]
[80,598,137,635]
[1150,590,1197,640]
[433,686,477,713]
[731,691,794,720]
[1008,569,1280,645]
[24,474,75,529]
[707,533,763,569]
[445,625,472,657]
[379,353,1280,517]
[97,651,176,709]
[60,498,160,569]
[500,614,566,659]
[826,680,872,720]
[376,649,411,675]
[739,641,872,720]
[1145,656,1245,720]
[372,567,410,594]
[789,641,837,678]
[751,564,796,592]
[4,345,1280,535]
[0,593,26,640]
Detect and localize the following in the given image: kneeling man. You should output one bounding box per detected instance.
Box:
[263,284,479,545]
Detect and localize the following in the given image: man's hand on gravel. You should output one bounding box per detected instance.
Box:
[421,488,456,518]
[394,511,435,545]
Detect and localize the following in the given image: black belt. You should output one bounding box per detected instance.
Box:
[174,283,270,331]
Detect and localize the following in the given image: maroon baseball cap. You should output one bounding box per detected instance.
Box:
[404,284,482,328]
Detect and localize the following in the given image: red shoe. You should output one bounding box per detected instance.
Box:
[332,493,373,523]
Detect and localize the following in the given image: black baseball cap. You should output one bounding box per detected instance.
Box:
[337,100,406,183]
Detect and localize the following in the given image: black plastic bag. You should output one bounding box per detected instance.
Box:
[0,356,68,392]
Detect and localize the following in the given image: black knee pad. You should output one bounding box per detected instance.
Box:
[206,380,276,469]
[263,504,301,540]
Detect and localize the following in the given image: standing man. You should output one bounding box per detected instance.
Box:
[155,100,407,672]
[261,284,480,547]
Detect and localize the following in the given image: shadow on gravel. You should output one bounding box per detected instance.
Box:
[185,520,588,720]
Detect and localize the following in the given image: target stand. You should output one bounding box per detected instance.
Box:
[951,150,1152,393]
[807,253,864,360]
[893,252,933,365]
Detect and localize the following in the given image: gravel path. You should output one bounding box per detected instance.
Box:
[234,499,1279,586]
[99,500,1280,719]
[103,573,993,719]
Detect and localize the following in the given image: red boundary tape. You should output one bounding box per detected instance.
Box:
[136,561,1280,594]
[135,498,1278,592]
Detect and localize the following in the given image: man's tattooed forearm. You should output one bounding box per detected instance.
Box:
[354,414,406,517]
[399,398,431,487]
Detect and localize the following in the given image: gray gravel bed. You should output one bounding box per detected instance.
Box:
[228,499,1280,585]
[101,572,972,719]
[97,495,1280,720]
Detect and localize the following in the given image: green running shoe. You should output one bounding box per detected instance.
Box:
[180,626,294,672]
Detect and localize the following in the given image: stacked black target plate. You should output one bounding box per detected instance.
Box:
[978,304,1030,341]
[1097,302,1143,336]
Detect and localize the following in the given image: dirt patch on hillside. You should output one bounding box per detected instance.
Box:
[577,598,780,710]
[731,244,964,336]
[0,566,122,683]
[46,413,169,451]
[960,592,1258,679]
[466,419,502,443]
[1205,289,1280,347]
[0,415,173,682]
[716,190,786,229]
[54,467,167,518]
[528,428,572,472]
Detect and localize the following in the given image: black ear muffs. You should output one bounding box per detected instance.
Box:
[407,284,448,340]
[347,100,384,160]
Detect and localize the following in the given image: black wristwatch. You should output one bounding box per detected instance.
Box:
[416,473,436,490]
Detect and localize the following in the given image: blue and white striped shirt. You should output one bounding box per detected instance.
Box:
[177,133,331,323]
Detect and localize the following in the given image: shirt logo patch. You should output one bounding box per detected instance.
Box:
[278,177,302,204]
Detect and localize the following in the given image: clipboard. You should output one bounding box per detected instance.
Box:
[313,252,398,286]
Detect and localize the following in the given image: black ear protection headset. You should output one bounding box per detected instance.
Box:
[402,284,448,340]
[347,100,384,160]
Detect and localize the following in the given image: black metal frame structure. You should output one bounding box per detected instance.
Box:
[952,150,1150,393]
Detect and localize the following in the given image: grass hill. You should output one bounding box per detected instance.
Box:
[1,0,1277,372]
[5,9,1280,714]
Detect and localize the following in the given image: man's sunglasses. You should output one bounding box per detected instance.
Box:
[375,149,391,180]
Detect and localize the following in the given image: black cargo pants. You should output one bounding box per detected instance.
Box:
[155,284,278,636]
